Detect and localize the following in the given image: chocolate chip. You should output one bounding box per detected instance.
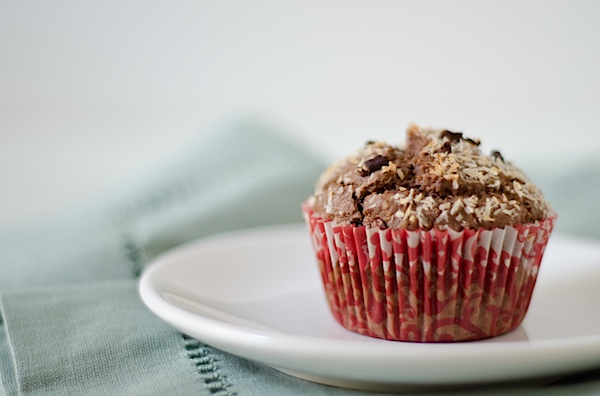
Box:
[464,137,481,146]
[440,130,463,142]
[440,141,452,154]
[441,130,480,146]
[357,155,389,176]
[365,140,376,145]
[491,150,504,162]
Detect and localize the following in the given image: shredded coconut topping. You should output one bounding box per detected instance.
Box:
[310,123,551,230]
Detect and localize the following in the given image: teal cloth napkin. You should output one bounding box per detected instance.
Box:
[1,122,600,396]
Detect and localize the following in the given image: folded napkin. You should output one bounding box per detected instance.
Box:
[1,122,600,396]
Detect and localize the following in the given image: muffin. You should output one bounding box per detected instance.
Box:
[302,124,556,342]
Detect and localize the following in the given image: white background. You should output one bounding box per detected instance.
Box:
[2,0,599,228]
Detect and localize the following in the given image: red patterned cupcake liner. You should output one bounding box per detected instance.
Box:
[302,204,556,342]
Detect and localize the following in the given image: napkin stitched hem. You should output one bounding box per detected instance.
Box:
[122,230,146,278]
[182,334,236,396]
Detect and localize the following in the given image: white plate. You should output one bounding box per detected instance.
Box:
[139,224,600,392]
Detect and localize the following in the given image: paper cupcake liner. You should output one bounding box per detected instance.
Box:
[302,205,556,342]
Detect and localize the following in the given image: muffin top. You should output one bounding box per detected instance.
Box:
[308,124,550,231]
